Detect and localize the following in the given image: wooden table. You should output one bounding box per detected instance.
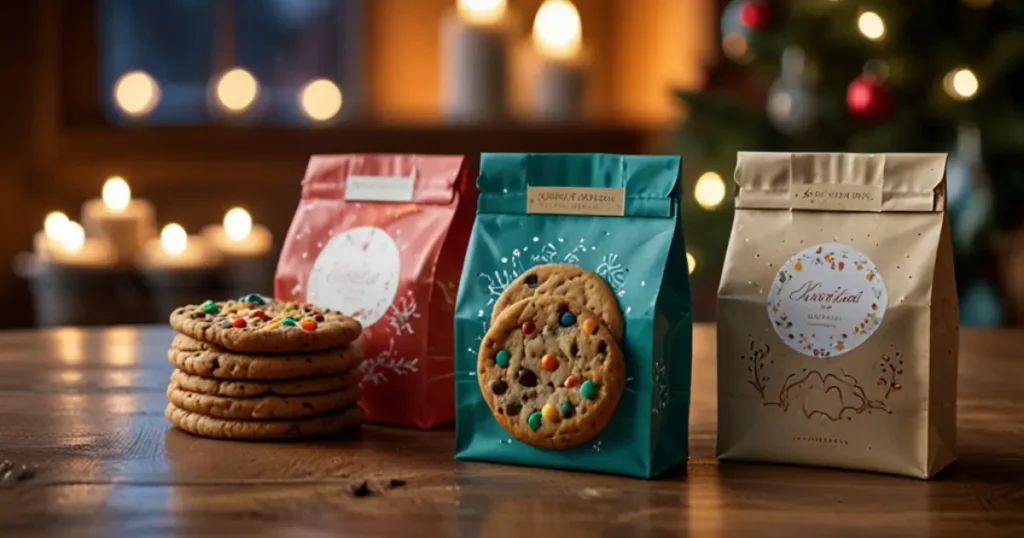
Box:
[1,325,1022,537]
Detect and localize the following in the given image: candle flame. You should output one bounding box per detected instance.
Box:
[457,0,507,25]
[300,79,343,122]
[58,221,86,253]
[160,223,188,255]
[102,176,131,212]
[215,68,259,113]
[44,211,70,241]
[223,207,253,242]
[532,0,582,60]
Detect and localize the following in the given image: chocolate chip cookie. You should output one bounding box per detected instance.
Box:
[165,403,364,440]
[166,383,361,420]
[169,369,362,398]
[478,295,625,449]
[169,294,362,353]
[492,264,624,341]
[167,334,364,380]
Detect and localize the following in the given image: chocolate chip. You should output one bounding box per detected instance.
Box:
[570,342,579,356]
[546,382,554,388]
[517,369,538,387]
[350,481,372,497]
[389,479,407,488]
[506,402,522,416]
[525,274,539,288]
[491,380,508,395]
[597,341,607,353]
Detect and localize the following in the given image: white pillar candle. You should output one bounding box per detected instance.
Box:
[531,0,587,122]
[441,0,510,122]
[139,223,220,270]
[39,220,116,268]
[81,176,157,266]
[201,207,272,258]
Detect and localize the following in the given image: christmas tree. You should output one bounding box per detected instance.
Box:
[676,0,1024,326]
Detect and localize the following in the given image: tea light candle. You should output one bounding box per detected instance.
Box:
[202,207,272,258]
[33,211,71,260]
[441,0,510,122]
[41,219,116,268]
[531,0,587,122]
[139,223,220,270]
[81,176,157,266]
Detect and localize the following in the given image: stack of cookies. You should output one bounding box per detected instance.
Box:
[477,264,626,449]
[165,294,366,441]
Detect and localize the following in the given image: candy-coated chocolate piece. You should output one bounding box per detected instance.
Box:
[563,375,578,388]
[582,318,599,335]
[252,309,269,321]
[580,380,599,400]
[232,317,247,328]
[300,318,317,331]
[559,311,576,327]
[542,404,560,423]
[242,293,266,305]
[313,311,325,322]
[521,321,536,335]
[281,317,299,327]
[219,320,232,329]
[495,349,511,367]
[558,400,574,418]
[201,300,220,315]
[541,353,559,371]
[527,411,543,431]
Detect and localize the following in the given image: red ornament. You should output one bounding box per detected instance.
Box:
[846,75,891,122]
[738,1,770,30]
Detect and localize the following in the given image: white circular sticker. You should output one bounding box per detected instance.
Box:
[307,226,400,328]
[767,242,888,358]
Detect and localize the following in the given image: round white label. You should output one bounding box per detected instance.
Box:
[307,226,400,328]
[767,242,888,358]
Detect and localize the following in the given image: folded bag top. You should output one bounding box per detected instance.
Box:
[302,153,466,205]
[476,153,679,218]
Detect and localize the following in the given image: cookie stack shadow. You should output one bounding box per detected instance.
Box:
[164,298,366,441]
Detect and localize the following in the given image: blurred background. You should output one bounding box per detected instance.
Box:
[2,0,1021,329]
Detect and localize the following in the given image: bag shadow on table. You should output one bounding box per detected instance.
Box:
[276,154,474,429]
[717,152,958,479]
[454,153,692,478]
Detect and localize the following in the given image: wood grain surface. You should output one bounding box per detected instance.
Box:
[1,325,1022,537]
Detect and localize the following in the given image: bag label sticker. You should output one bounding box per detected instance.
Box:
[345,175,415,202]
[526,187,625,216]
[790,183,883,212]
[307,226,400,327]
[767,242,888,358]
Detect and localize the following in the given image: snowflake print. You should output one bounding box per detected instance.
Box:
[388,292,421,336]
[359,337,419,386]
[652,359,669,414]
[530,243,558,264]
[596,253,628,290]
[562,238,588,264]
[434,279,458,307]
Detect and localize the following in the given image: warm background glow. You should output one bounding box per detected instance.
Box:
[160,224,188,255]
[58,221,85,253]
[694,171,726,209]
[857,11,886,40]
[223,207,253,242]
[215,68,259,112]
[113,70,160,117]
[532,0,583,60]
[44,211,69,241]
[101,177,131,212]
[300,79,343,121]
[457,0,507,25]
[687,252,696,275]
[945,68,979,101]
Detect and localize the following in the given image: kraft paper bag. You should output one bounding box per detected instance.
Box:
[454,153,692,478]
[717,152,959,479]
[276,154,474,429]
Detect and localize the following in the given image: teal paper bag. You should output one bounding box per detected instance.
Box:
[453,153,692,478]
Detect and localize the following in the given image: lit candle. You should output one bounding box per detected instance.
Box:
[531,0,587,122]
[202,207,273,258]
[34,218,115,267]
[441,0,510,122]
[139,223,220,270]
[202,207,274,297]
[81,176,157,265]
